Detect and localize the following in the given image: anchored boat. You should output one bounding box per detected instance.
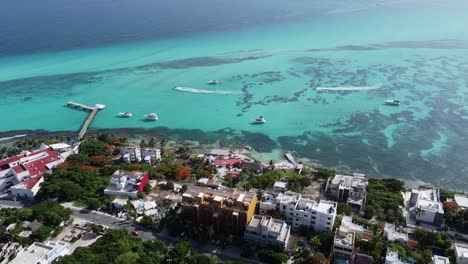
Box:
[144,113,159,121]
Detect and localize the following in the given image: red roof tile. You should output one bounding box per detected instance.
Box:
[22,175,43,190]
[213,159,242,166]
[12,165,27,173]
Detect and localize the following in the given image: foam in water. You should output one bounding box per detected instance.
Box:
[174,87,243,95]
[316,83,382,91]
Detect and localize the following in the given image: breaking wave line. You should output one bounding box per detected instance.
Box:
[174,87,243,95]
[316,83,382,91]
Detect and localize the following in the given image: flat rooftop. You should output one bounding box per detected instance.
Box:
[433,255,450,264]
[334,227,355,247]
[183,185,256,206]
[10,241,68,264]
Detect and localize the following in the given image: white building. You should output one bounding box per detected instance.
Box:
[244,214,291,250]
[104,170,149,199]
[385,250,411,264]
[455,243,468,264]
[432,255,450,264]
[384,222,409,243]
[341,215,374,240]
[259,192,279,215]
[272,191,337,232]
[454,195,468,209]
[0,147,64,198]
[121,148,161,164]
[10,241,69,264]
[332,227,356,260]
[408,187,444,226]
[273,180,288,192]
[327,173,368,211]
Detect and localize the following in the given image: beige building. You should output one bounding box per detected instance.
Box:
[332,227,356,261]
[180,186,257,234]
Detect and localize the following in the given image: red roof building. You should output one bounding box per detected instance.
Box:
[0,148,63,198]
[212,159,243,168]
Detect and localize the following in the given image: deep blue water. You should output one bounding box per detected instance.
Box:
[0,0,326,56]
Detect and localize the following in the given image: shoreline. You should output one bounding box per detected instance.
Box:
[0,128,440,190]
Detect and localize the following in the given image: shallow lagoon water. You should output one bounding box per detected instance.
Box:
[0,0,467,189]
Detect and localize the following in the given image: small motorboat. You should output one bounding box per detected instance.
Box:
[144,113,159,121]
[95,104,106,109]
[384,100,400,106]
[118,112,133,118]
[208,80,221,85]
[251,116,266,124]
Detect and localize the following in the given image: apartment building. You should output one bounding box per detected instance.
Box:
[180,186,257,234]
[244,214,291,250]
[327,173,368,211]
[260,191,337,232]
[332,227,356,261]
[408,187,444,226]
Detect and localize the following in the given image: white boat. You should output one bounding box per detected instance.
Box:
[144,113,159,121]
[118,112,132,118]
[251,116,266,124]
[384,100,400,106]
[95,104,106,109]
[208,80,221,85]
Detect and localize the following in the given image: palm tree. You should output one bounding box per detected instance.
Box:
[159,138,167,157]
[148,138,156,148]
[415,207,426,218]
[139,139,147,162]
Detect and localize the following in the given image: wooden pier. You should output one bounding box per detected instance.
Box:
[78,108,98,139]
[66,101,103,139]
[66,101,95,111]
[284,152,299,166]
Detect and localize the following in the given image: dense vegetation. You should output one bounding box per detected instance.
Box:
[445,205,468,234]
[229,168,311,191]
[37,167,112,210]
[365,178,405,225]
[57,229,236,264]
[0,201,71,244]
[358,227,454,264]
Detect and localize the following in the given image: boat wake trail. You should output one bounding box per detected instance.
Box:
[316,83,382,91]
[174,87,243,95]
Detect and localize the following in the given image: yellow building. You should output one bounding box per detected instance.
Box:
[180,186,257,234]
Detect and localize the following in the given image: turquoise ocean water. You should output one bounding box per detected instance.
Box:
[0,0,467,189]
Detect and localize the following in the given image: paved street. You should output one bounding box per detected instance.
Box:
[70,207,252,262]
[0,200,253,263]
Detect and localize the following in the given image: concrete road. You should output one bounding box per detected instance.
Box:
[0,200,253,262]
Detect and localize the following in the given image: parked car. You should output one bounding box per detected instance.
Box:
[132,230,140,237]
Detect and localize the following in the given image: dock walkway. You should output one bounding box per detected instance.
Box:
[78,108,98,139]
[284,152,299,166]
[66,101,103,139]
[66,101,95,111]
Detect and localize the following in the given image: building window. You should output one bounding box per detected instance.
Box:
[283,205,286,210]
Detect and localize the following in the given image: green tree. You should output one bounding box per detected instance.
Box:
[116,252,139,264]
[337,203,353,216]
[257,249,288,264]
[304,253,329,264]
[30,226,53,242]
